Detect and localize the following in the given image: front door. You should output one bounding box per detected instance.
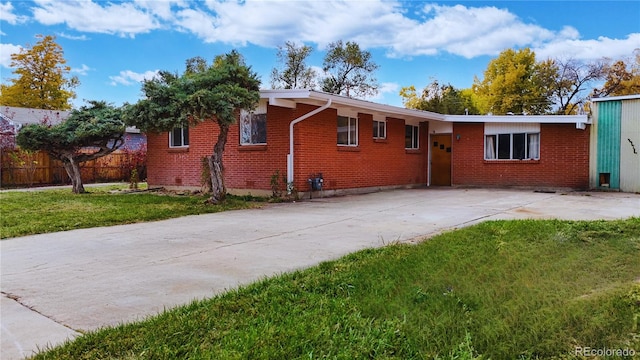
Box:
[431,134,451,186]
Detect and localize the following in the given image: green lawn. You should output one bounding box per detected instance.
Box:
[0,185,264,239]
[33,218,640,359]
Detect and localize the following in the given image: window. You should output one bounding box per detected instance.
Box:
[485,132,539,160]
[373,120,386,139]
[240,109,267,145]
[337,116,358,146]
[405,124,419,149]
[169,126,189,148]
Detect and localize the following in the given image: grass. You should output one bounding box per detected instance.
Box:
[33,218,640,359]
[0,184,265,239]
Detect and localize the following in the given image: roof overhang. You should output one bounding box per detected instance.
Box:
[444,114,588,124]
[260,89,589,128]
[261,89,445,123]
[591,94,640,102]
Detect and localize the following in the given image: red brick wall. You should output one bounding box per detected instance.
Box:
[147,121,217,188]
[451,122,590,189]
[293,105,428,191]
[146,104,429,191]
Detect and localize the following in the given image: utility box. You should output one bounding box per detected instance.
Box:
[308,173,324,191]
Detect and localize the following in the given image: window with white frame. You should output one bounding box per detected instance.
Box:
[337,115,358,146]
[169,126,189,148]
[405,124,419,149]
[484,123,540,160]
[240,109,267,145]
[373,120,386,139]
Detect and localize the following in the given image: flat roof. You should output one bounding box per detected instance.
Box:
[591,94,640,102]
[260,89,589,126]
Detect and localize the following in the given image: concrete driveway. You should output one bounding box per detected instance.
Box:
[2,188,639,359]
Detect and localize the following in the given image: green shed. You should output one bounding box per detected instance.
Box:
[590,94,640,192]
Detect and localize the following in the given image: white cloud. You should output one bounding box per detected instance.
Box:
[71,64,91,76]
[22,0,640,63]
[58,32,89,41]
[366,82,400,102]
[0,43,21,68]
[32,0,160,37]
[134,0,187,20]
[109,70,159,86]
[182,0,407,48]
[381,4,556,58]
[180,1,637,63]
[0,2,28,24]
[534,33,640,61]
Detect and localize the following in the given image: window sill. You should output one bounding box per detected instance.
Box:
[405,149,421,154]
[484,159,540,164]
[373,138,388,143]
[337,146,360,152]
[168,147,189,153]
[238,144,267,151]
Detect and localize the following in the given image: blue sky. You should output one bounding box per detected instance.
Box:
[1,0,639,109]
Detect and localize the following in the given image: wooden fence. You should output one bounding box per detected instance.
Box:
[0,150,146,187]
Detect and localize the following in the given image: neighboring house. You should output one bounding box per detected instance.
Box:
[0,107,70,150]
[1,105,147,186]
[146,89,591,196]
[0,112,19,149]
[589,94,640,193]
[1,106,70,128]
[0,105,145,151]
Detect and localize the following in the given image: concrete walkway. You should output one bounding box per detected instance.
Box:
[1,188,639,359]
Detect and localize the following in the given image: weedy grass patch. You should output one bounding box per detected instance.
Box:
[0,186,264,239]
[33,218,640,359]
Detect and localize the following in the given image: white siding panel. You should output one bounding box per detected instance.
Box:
[429,121,453,134]
[620,99,640,193]
[484,122,540,134]
[255,99,268,114]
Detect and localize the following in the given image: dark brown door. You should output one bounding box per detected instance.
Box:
[431,134,451,186]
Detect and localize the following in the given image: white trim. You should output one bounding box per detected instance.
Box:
[591,94,640,102]
[268,98,296,108]
[373,119,386,139]
[261,89,445,122]
[259,89,589,127]
[337,115,358,146]
[444,114,587,124]
[337,108,359,119]
[169,127,189,148]
[485,122,540,134]
[405,124,419,149]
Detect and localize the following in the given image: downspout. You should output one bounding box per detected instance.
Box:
[287,99,332,190]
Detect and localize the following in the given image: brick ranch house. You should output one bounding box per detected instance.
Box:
[146,89,590,196]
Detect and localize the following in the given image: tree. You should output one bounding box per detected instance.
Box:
[399,80,479,115]
[16,101,125,194]
[592,51,640,97]
[473,48,556,115]
[125,51,261,204]
[0,34,79,110]
[321,40,379,98]
[549,58,605,114]
[270,41,317,89]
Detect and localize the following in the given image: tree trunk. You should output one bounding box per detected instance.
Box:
[62,157,86,194]
[208,123,229,204]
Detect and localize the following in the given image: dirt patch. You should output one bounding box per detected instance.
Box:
[514,207,541,215]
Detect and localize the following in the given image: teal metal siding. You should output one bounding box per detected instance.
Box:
[596,101,622,188]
